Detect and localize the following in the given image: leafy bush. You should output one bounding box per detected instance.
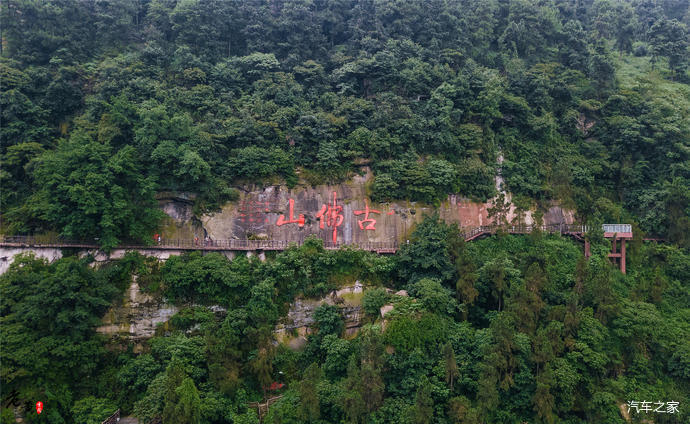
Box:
[313,304,344,336]
[362,287,390,316]
[71,397,118,424]
[384,314,449,354]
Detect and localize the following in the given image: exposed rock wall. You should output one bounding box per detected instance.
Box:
[95,277,365,351]
[0,247,262,275]
[1,173,574,275]
[97,275,230,351]
[157,192,203,241]
[0,247,62,274]
[275,281,365,349]
[97,276,179,352]
[190,171,574,244]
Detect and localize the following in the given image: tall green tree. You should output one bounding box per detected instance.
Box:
[442,343,460,391]
[25,131,162,249]
[449,229,479,317]
[298,363,322,422]
[396,215,455,287]
[341,356,366,424]
[173,378,202,424]
[649,18,689,77]
[413,377,434,424]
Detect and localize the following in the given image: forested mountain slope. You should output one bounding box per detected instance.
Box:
[1,0,689,248]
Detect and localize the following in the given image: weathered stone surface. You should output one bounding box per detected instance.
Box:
[81,248,189,262]
[274,282,366,348]
[288,336,308,350]
[0,246,258,276]
[96,275,230,349]
[201,180,396,244]
[187,171,574,244]
[157,192,196,222]
[97,276,179,345]
[379,304,394,318]
[157,192,204,241]
[1,171,576,275]
[0,247,62,274]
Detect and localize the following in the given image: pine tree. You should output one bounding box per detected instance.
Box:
[448,396,480,424]
[174,377,201,424]
[450,228,479,319]
[162,360,187,424]
[249,343,274,400]
[298,363,322,422]
[360,362,384,413]
[565,256,588,337]
[649,266,666,304]
[508,263,545,335]
[413,377,434,424]
[341,356,365,424]
[588,262,619,324]
[533,364,555,424]
[442,343,460,391]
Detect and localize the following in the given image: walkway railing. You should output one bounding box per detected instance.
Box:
[459,223,590,240]
[602,224,632,233]
[0,235,399,252]
[1,224,633,253]
[101,409,120,424]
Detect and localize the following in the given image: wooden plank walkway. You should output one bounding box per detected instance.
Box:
[0,236,400,253]
[0,224,643,255]
[0,224,590,253]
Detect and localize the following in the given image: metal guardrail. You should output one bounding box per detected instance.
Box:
[1,235,97,245]
[0,224,633,252]
[0,235,399,252]
[459,223,590,239]
[101,409,119,424]
[602,224,632,233]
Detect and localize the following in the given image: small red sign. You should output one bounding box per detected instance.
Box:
[268,381,284,391]
[36,401,43,414]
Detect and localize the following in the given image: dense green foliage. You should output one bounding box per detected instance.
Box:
[1,0,689,422]
[0,252,138,423]
[1,0,689,247]
[2,218,688,423]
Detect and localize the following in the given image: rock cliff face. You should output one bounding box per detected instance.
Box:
[275,281,365,350]
[95,276,365,352]
[0,247,235,276]
[97,276,179,352]
[0,247,63,274]
[157,192,203,241]
[162,170,575,243]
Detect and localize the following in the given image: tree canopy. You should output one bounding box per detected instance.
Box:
[1,1,689,423]
[0,0,688,246]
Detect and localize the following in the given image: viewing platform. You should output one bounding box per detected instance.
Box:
[602,224,633,239]
[598,224,633,274]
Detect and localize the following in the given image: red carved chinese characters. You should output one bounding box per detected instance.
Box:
[239,200,270,224]
[354,201,381,230]
[316,191,344,243]
[276,198,305,227]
